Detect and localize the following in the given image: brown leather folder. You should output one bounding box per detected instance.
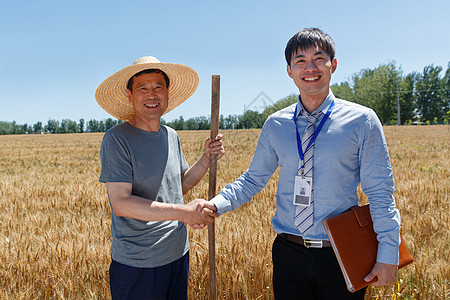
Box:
[323,204,414,292]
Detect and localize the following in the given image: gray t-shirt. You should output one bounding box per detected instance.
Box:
[99,122,189,268]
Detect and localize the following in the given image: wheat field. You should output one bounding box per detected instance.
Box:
[0,126,448,299]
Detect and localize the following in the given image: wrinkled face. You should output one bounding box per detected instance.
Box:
[127,72,169,123]
[287,46,337,100]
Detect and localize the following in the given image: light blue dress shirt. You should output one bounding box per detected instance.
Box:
[211,91,401,265]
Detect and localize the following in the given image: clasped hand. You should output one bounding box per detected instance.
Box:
[183,199,218,229]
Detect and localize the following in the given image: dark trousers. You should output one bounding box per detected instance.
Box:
[272,235,366,300]
[109,252,189,300]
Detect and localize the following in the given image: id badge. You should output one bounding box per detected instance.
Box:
[293,176,312,206]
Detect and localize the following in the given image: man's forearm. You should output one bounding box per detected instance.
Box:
[110,191,184,222]
[106,182,212,224]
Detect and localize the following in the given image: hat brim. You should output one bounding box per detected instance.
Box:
[95,62,199,122]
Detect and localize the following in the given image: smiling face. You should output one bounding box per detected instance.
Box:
[126,72,169,131]
[287,46,337,107]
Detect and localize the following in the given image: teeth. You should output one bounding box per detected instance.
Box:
[144,103,158,108]
[304,76,320,81]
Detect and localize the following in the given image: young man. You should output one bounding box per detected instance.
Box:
[95,56,221,299]
[209,28,400,299]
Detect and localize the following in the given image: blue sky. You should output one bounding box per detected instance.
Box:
[0,0,449,125]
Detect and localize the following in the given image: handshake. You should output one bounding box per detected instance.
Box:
[182,199,219,229]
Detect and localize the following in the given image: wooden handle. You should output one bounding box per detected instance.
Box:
[208,74,220,300]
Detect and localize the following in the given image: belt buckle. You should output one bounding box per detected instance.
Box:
[303,239,323,248]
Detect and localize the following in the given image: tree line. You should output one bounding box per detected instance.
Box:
[331,62,449,125]
[1,61,448,135]
[0,118,124,135]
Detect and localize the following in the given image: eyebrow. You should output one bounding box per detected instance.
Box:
[293,50,326,59]
[136,81,166,89]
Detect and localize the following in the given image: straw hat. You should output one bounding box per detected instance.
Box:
[95,56,199,122]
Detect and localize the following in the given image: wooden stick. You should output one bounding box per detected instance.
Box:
[208,74,220,300]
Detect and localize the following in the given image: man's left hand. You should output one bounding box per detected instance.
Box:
[204,134,224,160]
[364,262,398,286]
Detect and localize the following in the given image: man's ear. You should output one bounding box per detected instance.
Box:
[331,58,337,74]
[126,89,132,102]
[287,64,293,78]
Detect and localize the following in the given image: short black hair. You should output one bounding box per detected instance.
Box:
[126,69,170,91]
[285,28,335,66]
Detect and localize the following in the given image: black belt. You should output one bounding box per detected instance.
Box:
[278,233,332,248]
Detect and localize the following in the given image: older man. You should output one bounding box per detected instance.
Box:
[95,56,221,300]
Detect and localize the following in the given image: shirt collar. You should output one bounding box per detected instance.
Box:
[295,89,336,118]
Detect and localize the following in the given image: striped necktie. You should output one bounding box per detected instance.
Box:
[295,110,321,234]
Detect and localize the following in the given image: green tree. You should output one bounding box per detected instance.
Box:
[46,119,59,134]
[261,94,298,122]
[185,117,199,130]
[78,119,85,133]
[87,119,100,132]
[331,81,355,102]
[170,116,187,131]
[224,115,239,129]
[104,118,117,131]
[196,116,210,130]
[238,110,262,129]
[351,62,400,124]
[219,115,225,130]
[441,62,450,116]
[33,121,43,134]
[415,65,444,122]
[60,119,78,133]
[398,72,419,124]
[0,121,12,135]
[18,123,29,134]
[99,120,106,132]
[10,121,18,134]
